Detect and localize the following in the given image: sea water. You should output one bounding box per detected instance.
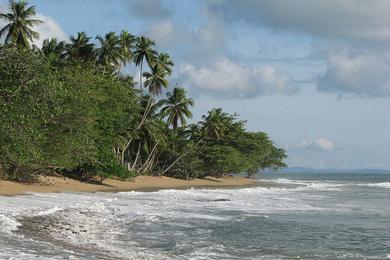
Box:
[0,172,389,259]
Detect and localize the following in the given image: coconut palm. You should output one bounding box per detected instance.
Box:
[200,108,231,140]
[0,0,42,48]
[118,30,136,70]
[41,38,65,59]
[65,32,95,62]
[160,108,229,175]
[159,87,194,131]
[143,65,168,96]
[95,31,122,73]
[133,36,157,91]
[155,52,174,75]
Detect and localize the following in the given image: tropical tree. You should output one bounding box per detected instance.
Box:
[118,30,136,73]
[155,52,174,75]
[143,65,169,96]
[65,32,95,62]
[40,38,66,62]
[95,31,122,73]
[159,87,194,131]
[0,0,42,48]
[200,108,231,140]
[133,36,157,91]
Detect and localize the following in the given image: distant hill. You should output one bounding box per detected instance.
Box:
[263,167,390,174]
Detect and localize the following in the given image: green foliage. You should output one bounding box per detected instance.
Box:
[0,46,139,181]
[0,2,287,182]
[0,0,43,48]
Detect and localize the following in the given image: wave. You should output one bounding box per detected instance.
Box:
[272,178,390,190]
[356,182,390,189]
[272,178,346,191]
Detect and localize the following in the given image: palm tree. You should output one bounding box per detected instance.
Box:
[200,108,230,140]
[118,30,136,73]
[133,36,157,91]
[95,31,122,73]
[155,52,174,75]
[41,38,65,59]
[0,0,42,48]
[159,87,194,131]
[143,65,168,96]
[160,108,229,176]
[65,32,95,62]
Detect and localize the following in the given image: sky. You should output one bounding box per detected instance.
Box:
[1,0,389,169]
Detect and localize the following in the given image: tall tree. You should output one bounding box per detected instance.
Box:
[159,87,194,131]
[133,36,157,91]
[95,31,122,73]
[118,30,136,73]
[143,65,168,96]
[0,0,42,48]
[65,32,95,62]
[200,108,231,140]
[155,52,174,75]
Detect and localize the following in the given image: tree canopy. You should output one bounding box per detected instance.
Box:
[0,1,287,182]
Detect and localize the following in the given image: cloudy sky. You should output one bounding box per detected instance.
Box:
[1,0,389,169]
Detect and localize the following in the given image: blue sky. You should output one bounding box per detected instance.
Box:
[1,0,389,169]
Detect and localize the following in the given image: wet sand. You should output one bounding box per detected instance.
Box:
[0,175,259,196]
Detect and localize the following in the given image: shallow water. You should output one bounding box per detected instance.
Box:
[0,172,389,259]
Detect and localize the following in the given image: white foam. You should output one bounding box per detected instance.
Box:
[273,178,346,191]
[0,214,21,233]
[357,182,390,189]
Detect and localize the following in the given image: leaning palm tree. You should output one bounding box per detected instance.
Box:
[118,30,136,73]
[120,67,168,166]
[133,36,157,91]
[0,0,42,48]
[65,32,95,62]
[155,52,174,75]
[159,87,194,131]
[95,31,122,73]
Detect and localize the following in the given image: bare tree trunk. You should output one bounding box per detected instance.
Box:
[139,137,163,172]
[131,141,142,170]
[120,96,154,166]
[160,139,204,176]
[143,152,156,174]
[121,139,133,165]
[139,60,143,91]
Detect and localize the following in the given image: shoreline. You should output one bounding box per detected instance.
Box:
[0,175,258,196]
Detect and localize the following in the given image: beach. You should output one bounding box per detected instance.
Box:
[0,175,257,196]
[0,172,389,259]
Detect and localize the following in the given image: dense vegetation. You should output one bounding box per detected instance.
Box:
[0,0,286,182]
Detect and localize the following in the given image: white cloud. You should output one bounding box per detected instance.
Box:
[319,54,390,97]
[33,14,68,47]
[0,3,67,47]
[292,138,335,151]
[179,57,297,98]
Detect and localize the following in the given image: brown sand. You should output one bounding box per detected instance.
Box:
[0,176,258,196]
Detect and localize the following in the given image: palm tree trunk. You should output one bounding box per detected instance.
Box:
[143,152,156,173]
[138,96,153,129]
[160,139,204,176]
[139,60,143,91]
[139,136,163,172]
[131,141,142,170]
[121,138,133,165]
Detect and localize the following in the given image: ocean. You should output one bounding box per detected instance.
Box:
[0,172,389,259]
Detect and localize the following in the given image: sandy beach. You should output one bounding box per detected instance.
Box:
[0,175,258,196]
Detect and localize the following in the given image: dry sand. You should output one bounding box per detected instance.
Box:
[0,175,258,196]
